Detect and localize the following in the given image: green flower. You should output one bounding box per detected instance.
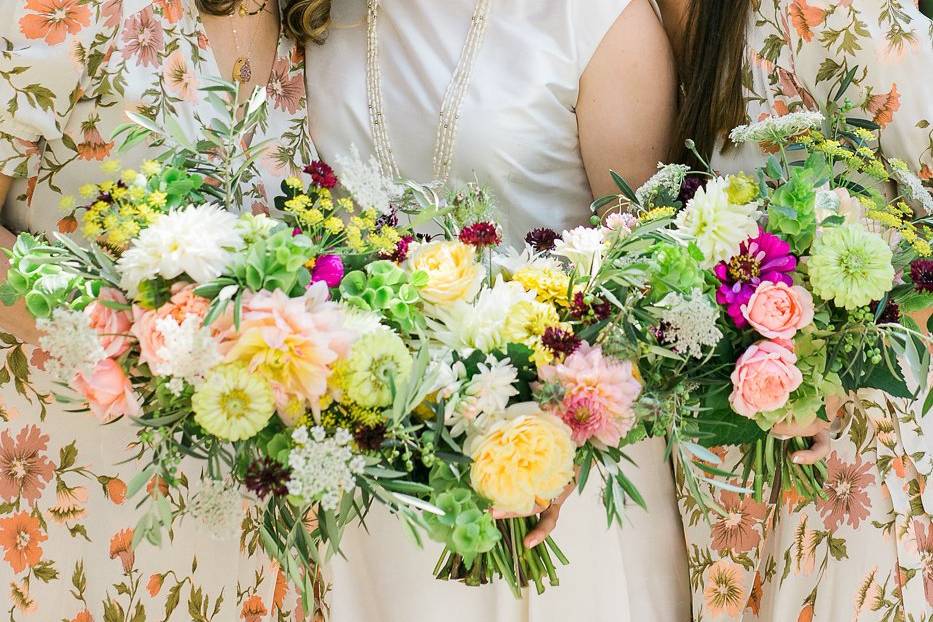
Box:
[808,224,894,310]
[339,260,427,332]
[334,328,413,408]
[725,173,759,205]
[647,242,705,301]
[232,227,313,295]
[424,485,500,568]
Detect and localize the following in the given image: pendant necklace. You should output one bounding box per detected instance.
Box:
[231,0,269,83]
[365,0,492,186]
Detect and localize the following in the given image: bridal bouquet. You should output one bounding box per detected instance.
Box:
[590,106,932,508]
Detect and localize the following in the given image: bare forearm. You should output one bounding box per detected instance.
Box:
[0,174,40,343]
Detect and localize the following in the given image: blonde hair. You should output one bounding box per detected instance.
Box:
[283,0,332,44]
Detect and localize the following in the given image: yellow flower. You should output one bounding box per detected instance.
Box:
[120,169,138,184]
[333,329,412,408]
[79,183,97,198]
[285,176,304,190]
[408,240,481,305]
[639,206,676,222]
[469,406,575,514]
[302,208,324,227]
[324,217,344,233]
[192,365,275,441]
[512,265,572,307]
[284,194,312,210]
[501,299,561,343]
[725,173,759,204]
[148,191,167,208]
[100,159,121,174]
[58,195,75,211]
[140,160,161,176]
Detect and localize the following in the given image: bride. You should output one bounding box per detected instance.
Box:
[299,0,689,619]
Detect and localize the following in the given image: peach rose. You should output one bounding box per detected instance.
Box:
[85,288,133,357]
[729,340,803,419]
[741,282,814,339]
[74,358,141,422]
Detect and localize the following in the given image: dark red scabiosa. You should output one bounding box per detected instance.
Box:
[244,458,291,499]
[375,207,399,229]
[677,175,705,206]
[459,221,501,248]
[541,326,581,357]
[570,291,612,323]
[354,423,387,451]
[525,227,560,252]
[869,300,900,325]
[380,235,414,263]
[304,160,337,189]
[910,258,933,293]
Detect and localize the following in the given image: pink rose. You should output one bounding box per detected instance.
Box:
[729,340,803,418]
[85,288,133,357]
[131,305,168,370]
[741,282,814,339]
[74,358,141,422]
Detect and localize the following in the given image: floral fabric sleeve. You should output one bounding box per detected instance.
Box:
[0,0,118,179]
[781,0,933,193]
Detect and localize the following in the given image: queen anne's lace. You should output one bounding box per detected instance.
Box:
[287,427,366,510]
[151,315,223,395]
[37,308,106,382]
[189,480,243,541]
[334,145,400,215]
[635,163,690,207]
[657,289,723,359]
[729,111,824,144]
[889,159,933,215]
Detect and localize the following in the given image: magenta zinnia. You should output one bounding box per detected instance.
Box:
[714,228,796,327]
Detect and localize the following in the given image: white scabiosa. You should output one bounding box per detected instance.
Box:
[117,204,244,297]
[674,177,760,268]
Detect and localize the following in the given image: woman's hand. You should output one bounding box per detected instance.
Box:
[490,479,577,549]
[771,395,844,465]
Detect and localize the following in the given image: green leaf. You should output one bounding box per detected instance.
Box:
[859,357,913,399]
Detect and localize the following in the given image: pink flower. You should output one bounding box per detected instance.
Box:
[74,358,141,422]
[537,344,641,446]
[711,490,768,553]
[164,49,198,101]
[311,255,344,288]
[121,7,163,67]
[85,287,133,357]
[0,426,54,503]
[729,340,803,418]
[266,57,304,114]
[816,452,874,531]
[741,282,814,339]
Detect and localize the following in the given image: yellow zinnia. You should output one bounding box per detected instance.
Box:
[469,405,575,514]
[192,365,275,441]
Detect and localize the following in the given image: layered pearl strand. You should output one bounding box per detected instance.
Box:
[365,0,492,186]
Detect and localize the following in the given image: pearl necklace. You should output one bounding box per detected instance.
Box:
[365,0,492,186]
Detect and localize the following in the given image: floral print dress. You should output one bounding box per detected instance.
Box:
[0,0,314,619]
[678,1,933,621]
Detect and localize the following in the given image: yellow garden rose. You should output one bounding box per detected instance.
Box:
[408,240,481,305]
[469,404,576,514]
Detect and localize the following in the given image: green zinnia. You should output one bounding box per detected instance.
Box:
[808,224,894,310]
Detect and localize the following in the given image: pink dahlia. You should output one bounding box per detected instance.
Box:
[715,228,796,327]
[537,344,641,446]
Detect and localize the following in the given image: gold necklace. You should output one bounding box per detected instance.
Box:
[230,1,270,83]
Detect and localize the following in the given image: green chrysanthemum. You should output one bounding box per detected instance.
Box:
[336,328,413,408]
[192,364,275,441]
[808,224,894,310]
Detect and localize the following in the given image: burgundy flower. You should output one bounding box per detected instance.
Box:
[677,175,706,206]
[354,423,387,451]
[715,228,797,327]
[869,299,900,324]
[303,160,337,189]
[816,452,875,531]
[525,227,560,252]
[541,327,581,357]
[910,258,933,293]
[380,235,414,263]
[459,222,501,248]
[570,291,611,323]
[244,458,290,499]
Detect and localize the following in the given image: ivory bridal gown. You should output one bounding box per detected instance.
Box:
[305,0,690,620]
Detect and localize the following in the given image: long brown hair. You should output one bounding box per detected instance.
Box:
[672,0,753,164]
[195,0,331,44]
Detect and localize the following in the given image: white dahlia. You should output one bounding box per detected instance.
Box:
[674,177,760,268]
[551,226,606,277]
[118,204,244,297]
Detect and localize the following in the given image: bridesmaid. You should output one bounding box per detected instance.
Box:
[0,0,318,618]
[301,0,690,620]
[657,0,933,619]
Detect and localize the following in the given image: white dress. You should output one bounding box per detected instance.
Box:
[305,1,690,620]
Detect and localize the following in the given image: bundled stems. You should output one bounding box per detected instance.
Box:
[433,517,568,596]
[744,437,828,504]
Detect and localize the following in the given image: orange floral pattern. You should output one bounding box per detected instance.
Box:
[0,0,315,618]
[679,1,933,621]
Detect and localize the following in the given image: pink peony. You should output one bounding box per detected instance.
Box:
[84,288,133,357]
[226,283,354,415]
[74,358,141,422]
[311,254,345,288]
[537,343,641,446]
[729,340,803,418]
[741,282,814,339]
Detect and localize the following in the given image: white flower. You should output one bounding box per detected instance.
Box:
[889,159,933,215]
[729,111,824,144]
[287,427,365,511]
[189,479,243,541]
[493,246,563,279]
[656,289,722,359]
[603,211,638,236]
[445,355,519,436]
[234,213,278,243]
[551,226,605,277]
[635,163,690,207]
[428,277,536,353]
[150,314,222,394]
[334,145,400,215]
[37,308,106,382]
[118,204,244,297]
[674,177,760,268]
[340,305,385,336]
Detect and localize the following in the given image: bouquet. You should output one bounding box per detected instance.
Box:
[587,105,932,508]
